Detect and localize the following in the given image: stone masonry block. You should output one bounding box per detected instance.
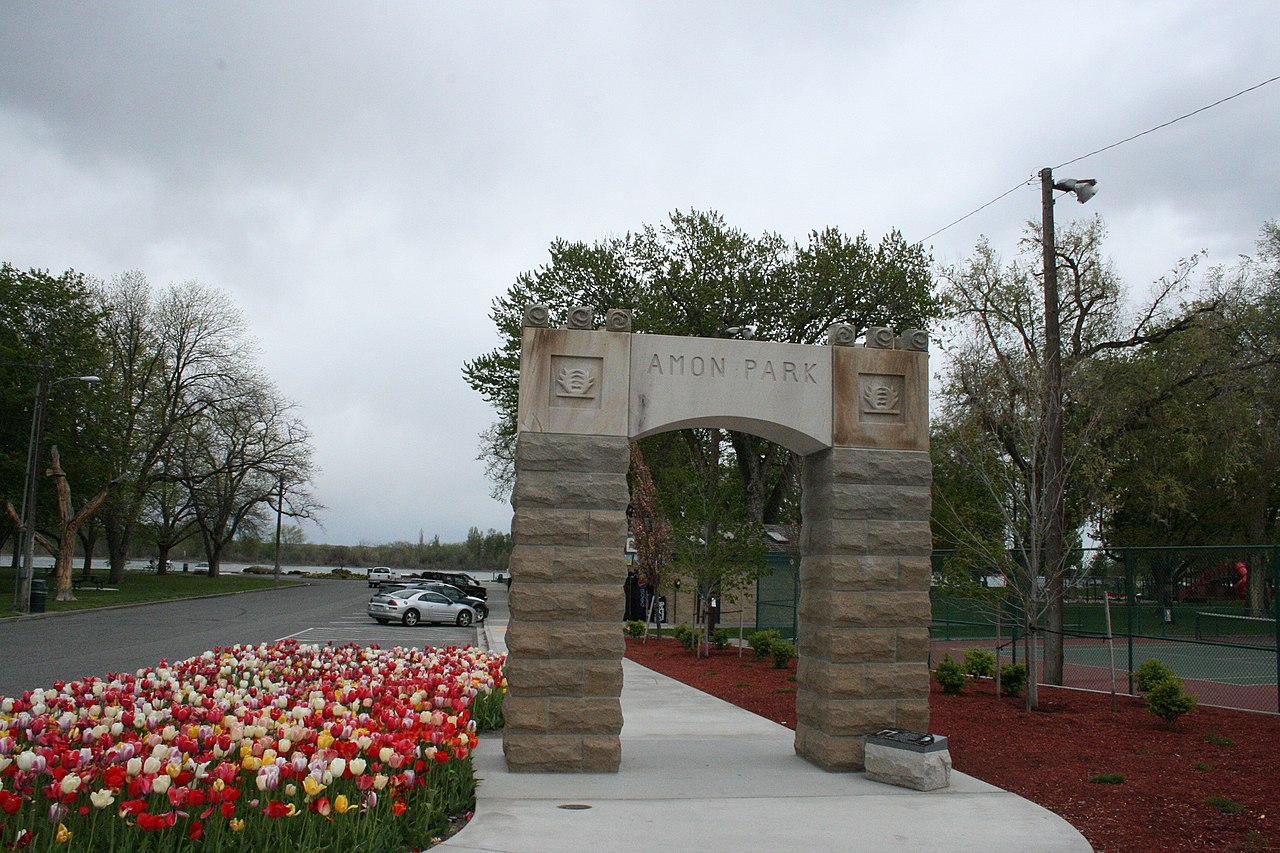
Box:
[805,447,932,488]
[548,547,627,584]
[504,659,585,697]
[863,591,931,627]
[797,658,866,698]
[898,556,932,589]
[549,622,625,660]
[503,733,587,773]
[587,511,628,546]
[794,724,865,771]
[502,696,549,733]
[504,620,551,657]
[796,692,898,737]
[797,519,866,555]
[799,554,900,591]
[582,736,622,772]
[547,697,624,734]
[798,588,866,626]
[508,545,556,583]
[895,628,931,662]
[866,521,933,554]
[515,433,630,474]
[512,470,630,512]
[799,628,898,663]
[586,585,625,620]
[511,508,592,547]
[862,662,930,700]
[895,698,930,732]
[582,660,624,696]
[805,483,931,523]
[510,582,587,620]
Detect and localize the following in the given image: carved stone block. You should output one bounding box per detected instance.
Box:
[523,304,551,327]
[864,326,895,349]
[826,323,857,346]
[565,305,595,330]
[896,329,929,352]
[605,308,632,332]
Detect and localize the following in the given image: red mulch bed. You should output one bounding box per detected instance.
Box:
[625,636,1280,852]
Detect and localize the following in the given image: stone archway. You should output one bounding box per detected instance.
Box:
[502,306,931,772]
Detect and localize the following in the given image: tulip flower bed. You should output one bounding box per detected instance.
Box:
[0,640,506,852]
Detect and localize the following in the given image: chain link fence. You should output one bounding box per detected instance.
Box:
[930,546,1279,713]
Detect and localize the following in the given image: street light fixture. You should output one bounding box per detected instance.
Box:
[1039,167,1096,681]
[14,371,101,613]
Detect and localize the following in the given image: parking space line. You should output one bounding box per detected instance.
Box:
[276,627,315,641]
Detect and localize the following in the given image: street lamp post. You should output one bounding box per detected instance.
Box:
[1039,167,1096,683]
[14,371,101,613]
[273,474,284,588]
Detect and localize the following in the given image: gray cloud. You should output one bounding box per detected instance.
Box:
[3,1,1277,544]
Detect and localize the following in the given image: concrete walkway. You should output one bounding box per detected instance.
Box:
[449,609,1092,852]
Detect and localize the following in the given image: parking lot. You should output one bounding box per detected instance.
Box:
[278,611,480,649]
[0,580,500,698]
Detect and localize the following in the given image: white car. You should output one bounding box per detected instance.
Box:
[367,566,396,588]
[367,589,478,627]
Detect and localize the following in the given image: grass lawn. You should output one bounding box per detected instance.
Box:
[0,565,308,618]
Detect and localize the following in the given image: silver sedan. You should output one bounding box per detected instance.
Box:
[367,589,478,627]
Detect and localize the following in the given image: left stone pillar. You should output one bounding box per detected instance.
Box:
[504,314,632,771]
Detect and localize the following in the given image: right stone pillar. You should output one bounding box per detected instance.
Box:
[794,446,933,771]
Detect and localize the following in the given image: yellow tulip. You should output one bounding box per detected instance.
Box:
[303,776,326,798]
[56,824,72,844]
[333,794,353,814]
[229,818,245,833]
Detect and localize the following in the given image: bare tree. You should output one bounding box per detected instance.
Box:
[939,216,1211,692]
[181,374,320,576]
[95,275,250,583]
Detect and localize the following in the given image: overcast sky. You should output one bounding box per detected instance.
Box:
[2,2,1277,546]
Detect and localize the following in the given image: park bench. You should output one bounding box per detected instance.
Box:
[71,574,107,591]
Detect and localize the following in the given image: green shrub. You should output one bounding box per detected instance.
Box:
[672,623,696,650]
[1088,773,1125,784]
[999,663,1027,698]
[962,648,995,679]
[1134,658,1176,693]
[1205,732,1234,747]
[1204,796,1246,815]
[747,629,782,659]
[711,627,733,650]
[1147,678,1197,726]
[771,640,797,669]
[934,654,966,694]
[624,620,646,638]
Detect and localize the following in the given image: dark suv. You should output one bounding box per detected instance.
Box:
[415,570,487,600]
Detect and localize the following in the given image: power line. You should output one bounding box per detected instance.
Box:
[1056,73,1280,170]
[919,177,1034,244]
[918,73,1280,246]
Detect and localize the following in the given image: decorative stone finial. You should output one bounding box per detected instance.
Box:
[897,330,929,352]
[566,306,595,330]
[605,309,632,333]
[826,324,857,347]
[865,327,895,349]
[523,304,551,328]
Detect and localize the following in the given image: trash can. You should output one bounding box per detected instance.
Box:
[30,578,48,613]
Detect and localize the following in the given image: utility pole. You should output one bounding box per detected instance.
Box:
[14,368,51,614]
[1040,167,1066,685]
[273,474,284,588]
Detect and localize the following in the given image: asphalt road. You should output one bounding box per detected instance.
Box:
[0,580,481,697]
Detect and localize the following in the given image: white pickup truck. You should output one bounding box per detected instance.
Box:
[367,567,396,588]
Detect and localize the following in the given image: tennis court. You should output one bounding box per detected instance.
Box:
[932,634,1279,714]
